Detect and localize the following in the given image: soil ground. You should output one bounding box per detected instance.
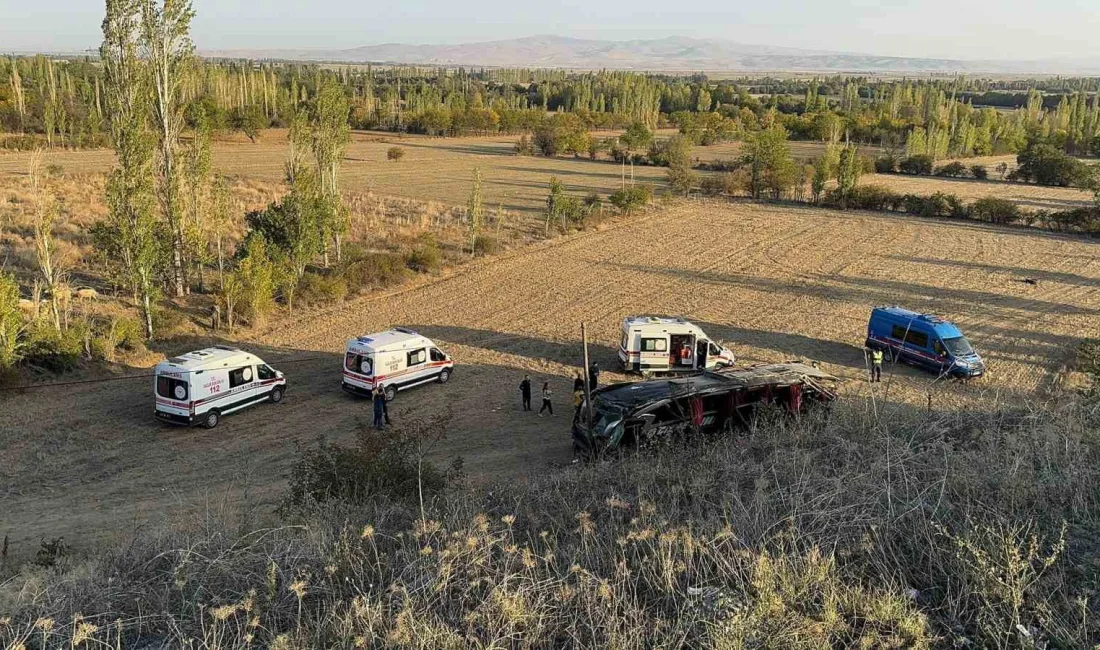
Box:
[2,199,1098,558]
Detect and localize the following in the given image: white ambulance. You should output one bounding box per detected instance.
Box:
[618,316,735,376]
[342,328,454,401]
[154,346,287,429]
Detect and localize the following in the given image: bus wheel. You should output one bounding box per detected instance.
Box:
[270,387,284,403]
[203,410,220,429]
[438,368,451,384]
[384,385,398,402]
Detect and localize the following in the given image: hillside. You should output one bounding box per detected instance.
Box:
[204,35,1100,74]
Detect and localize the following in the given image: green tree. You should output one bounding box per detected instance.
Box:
[230,235,276,326]
[742,124,796,200]
[619,120,653,153]
[663,135,698,194]
[28,150,64,331]
[0,272,24,368]
[835,144,863,207]
[467,167,484,255]
[142,0,196,297]
[244,170,323,281]
[234,104,266,142]
[100,0,160,339]
[182,112,212,291]
[310,80,351,264]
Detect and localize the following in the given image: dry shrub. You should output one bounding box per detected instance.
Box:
[296,272,348,308]
[2,396,1097,648]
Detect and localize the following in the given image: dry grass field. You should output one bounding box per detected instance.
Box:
[3,132,1092,223]
[2,199,1098,558]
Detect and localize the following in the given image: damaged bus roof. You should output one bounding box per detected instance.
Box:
[593,362,838,412]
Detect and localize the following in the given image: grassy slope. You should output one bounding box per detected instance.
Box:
[1,398,1098,648]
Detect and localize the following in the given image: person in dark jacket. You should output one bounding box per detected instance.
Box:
[372,385,386,429]
[588,362,600,390]
[519,374,532,411]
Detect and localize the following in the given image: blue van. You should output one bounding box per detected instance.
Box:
[866,307,985,378]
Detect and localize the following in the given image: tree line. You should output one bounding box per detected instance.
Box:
[4,56,1100,160]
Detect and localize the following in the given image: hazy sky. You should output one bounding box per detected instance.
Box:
[1,0,1097,61]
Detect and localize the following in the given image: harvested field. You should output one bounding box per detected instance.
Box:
[0,131,667,219]
[2,199,1098,558]
[861,172,1093,211]
[6,133,1087,222]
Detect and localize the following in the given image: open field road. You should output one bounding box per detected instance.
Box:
[2,200,1099,557]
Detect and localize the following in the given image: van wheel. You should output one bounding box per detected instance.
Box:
[384,385,398,402]
[203,410,220,429]
[270,387,284,403]
[438,368,451,384]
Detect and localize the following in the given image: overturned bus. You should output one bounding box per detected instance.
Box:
[572,363,838,456]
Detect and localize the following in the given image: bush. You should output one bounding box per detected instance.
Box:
[297,271,348,307]
[874,156,898,174]
[902,192,956,218]
[386,146,405,162]
[150,306,187,339]
[340,251,410,290]
[404,239,443,273]
[278,416,456,516]
[700,172,740,197]
[90,316,145,362]
[970,164,989,180]
[899,155,935,175]
[513,134,535,156]
[609,184,654,215]
[1015,142,1095,187]
[934,161,969,178]
[829,184,902,212]
[970,197,1022,224]
[21,323,83,373]
[472,234,502,257]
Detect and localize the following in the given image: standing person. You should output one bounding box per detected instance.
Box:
[538,381,553,416]
[573,373,585,417]
[870,348,884,383]
[519,374,532,411]
[588,362,600,390]
[372,385,386,429]
[379,383,392,425]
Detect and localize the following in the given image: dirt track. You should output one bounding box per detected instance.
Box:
[2,200,1099,556]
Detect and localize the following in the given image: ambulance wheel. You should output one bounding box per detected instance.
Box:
[384,385,398,402]
[438,368,451,384]
[203,410,220,429]
[270,387,284,403]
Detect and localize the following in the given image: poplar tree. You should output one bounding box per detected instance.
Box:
[28,150,64,331]
[310,80,351,265]
[467,167,484,255]
[142,0,195,297]
[182,111,211,291]
[99,0,159,338]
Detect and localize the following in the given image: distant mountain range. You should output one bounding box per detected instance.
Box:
[203,35,1100,74]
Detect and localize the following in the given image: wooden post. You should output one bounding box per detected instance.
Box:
[582,322,593,431]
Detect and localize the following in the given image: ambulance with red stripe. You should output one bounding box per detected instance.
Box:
[154,346,287,429]
[619,316,735,376]
[342,328,454,401]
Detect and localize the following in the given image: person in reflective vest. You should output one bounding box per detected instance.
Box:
[870,349,884,382]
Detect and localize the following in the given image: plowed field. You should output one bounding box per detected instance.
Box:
[3,200,1098,557]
